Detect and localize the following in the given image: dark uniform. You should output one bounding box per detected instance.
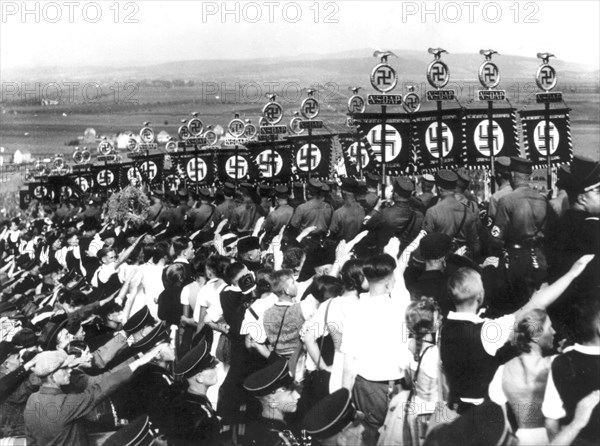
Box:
[289,180,333,235]
[230,203,262,236]
[168,340,222,446]
[188,189,215,231]
[328,178,365,242]
[423,171,480,258]
[490,157,548,310]
[214,198,237,224]
[262,185,294,247]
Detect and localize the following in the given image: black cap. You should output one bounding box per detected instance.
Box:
[321,183,331,193]
[103,415,156,446]
[455,167,471,186]
[131,321,169,350]
[393,176,415,197]
[356,180,368,195]
[243,358,294,397]
[420,233,452,260]
[340,177,359,195]
[152,189,164,199]
[435,170,458,190]
[198,188,211,200]
[0,341,20,364]
[123,306,155,336]
[293,182,304,192]
[570,155,600,192]
[239,183,254,196]
[510,156,533,175]
[11,328,38,349]
[237,236,260,255]
[38,316,68,350]
[365,172,380,188]
[259,183,272,198]
[303,388,357,440]
[307,179,323,194]
[275,185,290,198]
[174,340,218,378]
[223,182,236,197]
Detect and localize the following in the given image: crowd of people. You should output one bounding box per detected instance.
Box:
[0,154,598,446]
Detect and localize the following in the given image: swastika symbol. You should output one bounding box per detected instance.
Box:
[256,150,283,178]
[140,128,154,143]
[127,138,137,151]
[301,98,320,119]
[34,186,47,198]
[97,169,115,187]
[187,157,207,182]
[428,61,449,88]
[371,64,397,92]
[367,124,402,162]
[60,186,72,197]
[225,156,248,179]
[244,124,257,138]
[533,121,560,155]
[349,142,370,167]
[537,66,557,90]
[474,120,504,156]
[263,103,283,124]
[479,61,500,88]
[127,167,142,183]
[296,144,322,172]
[349,97,365,113]
[229,119,245,137]
[425,122,453,158]
[483,65,497,82]
[74,177,89,191]
[403,93,421,113]
[188,119,203,136]
[140,161,158,180]
[179,125,190,140]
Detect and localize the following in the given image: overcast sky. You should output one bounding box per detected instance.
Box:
[1,1,599,71]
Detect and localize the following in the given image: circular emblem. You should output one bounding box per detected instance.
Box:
[474,120,504,156]
[262,102,283,125]
[366,124,403,162]
[478,61,500,89]
[348,141,370,168]
[427,60,450,89]
[402,92,421,113]
[165,141,178,153]
[289,117,305,135]
[81,150,91,163]
[370,63,398,93]
[186,157,208,182]
[347,95,366,114]
[225,156,249,179]
[301,97,320,119]
[178,125,191,140]
[255,150,283,178]
[126,138,138,152]
[73,151,83,164]
[34,185,48,198]
[204,130,218,146]
[96,169,115,187]
[425,122,454,158]
[127,167,141,183]
[140,161,158,180]
[535,64,557,92]
[244,123,258,139]
[533,121,559,155]
[60,186,72,198]
[140,127,154,143]
[228,118,246,137]
[98,141,113,155]
[54,156,64,169]
[165,174,181,192]
[296,144,322,172]
[187,118,204,136]
[74,176,89,192]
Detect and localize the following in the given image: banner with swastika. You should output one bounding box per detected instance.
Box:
[216,148,259,182]
[172,152,215,184]
[353,113,414,175]
[288,135,332,179]
[91,165,120,190]
[519,107,572,169]
[412,109,464,172]
[246,140,293,182]
[463,108,519,169]
[338,133,376,177]
[20,190,32,210]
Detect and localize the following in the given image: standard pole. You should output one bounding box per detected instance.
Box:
[380,104,387,199]
[437,100,443,169]
[488,100,496,193]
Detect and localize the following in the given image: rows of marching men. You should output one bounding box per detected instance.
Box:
[0,153,599,446]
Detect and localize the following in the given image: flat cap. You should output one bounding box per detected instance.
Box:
[11,328,38,349]
[223,182,236,197]
[131,321,169,350]
[420,233,452,260]
[174,339,218,378]
[435,170,458,190]
[340,177,359,195]
[239,183,254,196]
[177,188,189,198]
[31,350,78,377]
[307,178,324,192]
[509,156,533,175]
[421,173,435,184]
[393,176,415,196]
[494,156,511,172]
[0,341,20,364]
[570,155,600,192]
[275,185,290,197]
[38,316,68,350]
[243,358,294,397]
[123,306,155,336]
[302,388,357,440]
[455,167,471,185]
[198,188,211,200]
[259,183,272,197]
[103,415,155,446]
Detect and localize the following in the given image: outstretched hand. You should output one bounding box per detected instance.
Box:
[569,255,595,278]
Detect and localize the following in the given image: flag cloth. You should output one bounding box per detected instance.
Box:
[247,139,293,183]
[519,107,573,168]
[288,135,333,179]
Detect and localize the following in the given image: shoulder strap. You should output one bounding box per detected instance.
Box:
[272,306,290,351]
[248,306,260,321]
[454,205,468,240]
[200,205,216,232]
[316,299,333,368]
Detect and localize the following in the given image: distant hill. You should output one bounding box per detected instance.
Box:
[3,48,598,86]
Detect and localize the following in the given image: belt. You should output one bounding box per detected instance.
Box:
[357,375,404,386]
[505,240,542,250]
